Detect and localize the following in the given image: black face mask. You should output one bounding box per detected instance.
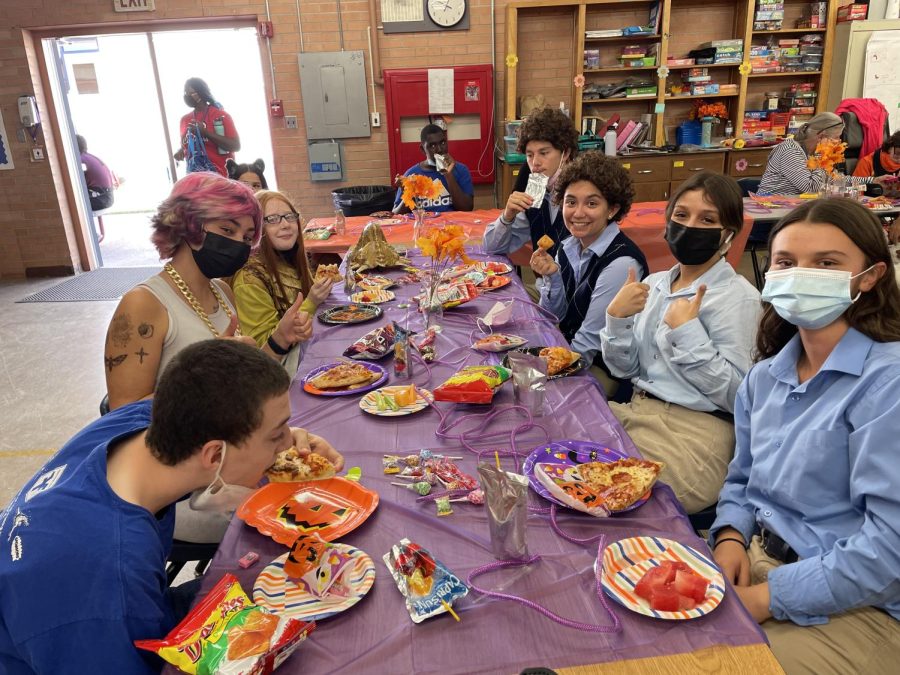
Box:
[184,94,201,108]
[665,221,728,266]
[192,231,251,279]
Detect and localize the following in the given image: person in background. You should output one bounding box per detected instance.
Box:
[483,107,579,260]
[227,158,268,191]
[530,152,647,393]
[392,124,474,213]
[852,130,900,180]
[710,198,900,674]
[232,190,332,372]
[76,134,117,243]
[758,112,890,196]
[601,172,761,514]
[0,340,343,673]
[173,77,240,177]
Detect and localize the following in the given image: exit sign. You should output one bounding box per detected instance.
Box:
[113,0,155,12]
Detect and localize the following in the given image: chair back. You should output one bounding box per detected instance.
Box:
[736,177,760,197]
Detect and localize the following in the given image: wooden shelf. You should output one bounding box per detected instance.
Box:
[752,28,827,35]
[584,66,658,73]
[665,63,736,71]
[749,71,822,78]
[584,34,661,43]
[666,92,740,99]
[582,95,658,105]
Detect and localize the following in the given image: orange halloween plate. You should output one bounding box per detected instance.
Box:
[236,477,379,546]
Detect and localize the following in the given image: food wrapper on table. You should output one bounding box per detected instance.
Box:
[425,281,479,310]
[383,539,468,623]
[285,533,354,599]
[135,574,314,674]
[433,365,511,404]
[303,224,335,240]
[342,323,396,360]
[477,463,530,561]
[412,326,438,362]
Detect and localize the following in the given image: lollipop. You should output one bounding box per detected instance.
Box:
[391,481,433,496]
[435,496,453,517]
[449,489,484,505]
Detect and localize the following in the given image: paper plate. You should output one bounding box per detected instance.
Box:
[369,217,404,227]
[350,289,395,304]
[502,346,587,380]
[471,333,528,352]
[237,478,379,546]
[357,275,396,291]
[318,304,382,325]
[522,440,650,512]
[253,544,376,621]
[359,386,434,416]
[600,536,725,620]
[480,260,514,275]
[302,361,387,397]
[477,275,512,291]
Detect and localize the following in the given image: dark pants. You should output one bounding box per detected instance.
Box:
[89,187,114,212]
[168,576,203,621]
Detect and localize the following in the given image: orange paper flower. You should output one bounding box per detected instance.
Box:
[417,224,472,266]
[807,138,847,178]
[690,101,728,120]
[396,174,443,211]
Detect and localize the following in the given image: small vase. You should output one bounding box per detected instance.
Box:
[412,207,426,252]
[421,282,443,330]
[700,117,716,148]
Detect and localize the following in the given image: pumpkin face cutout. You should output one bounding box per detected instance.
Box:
[284,533,328,579]
[283,533,355,598]
[277,494,351,533]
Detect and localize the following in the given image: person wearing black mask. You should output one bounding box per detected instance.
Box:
[600,171,761,514]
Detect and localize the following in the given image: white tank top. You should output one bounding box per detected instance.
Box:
[139,275,236,385]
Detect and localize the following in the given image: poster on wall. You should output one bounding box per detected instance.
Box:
[863,31,900,134]
[0,109,14,170]
[427,69,454,114]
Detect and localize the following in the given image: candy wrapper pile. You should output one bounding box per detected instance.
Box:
[136,574,314,675]
[383,539,468,623]
[383,450,478,491]
[343,323,396,360]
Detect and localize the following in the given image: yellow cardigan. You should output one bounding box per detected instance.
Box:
[232,255,316,348]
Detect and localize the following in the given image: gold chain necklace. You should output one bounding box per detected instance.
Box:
[163,263,239,337]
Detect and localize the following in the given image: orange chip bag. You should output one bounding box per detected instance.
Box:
[135,574,314,674]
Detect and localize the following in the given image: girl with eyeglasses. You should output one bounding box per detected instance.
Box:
[232,190,333,371]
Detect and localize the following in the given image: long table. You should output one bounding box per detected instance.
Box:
[167,248,783,674]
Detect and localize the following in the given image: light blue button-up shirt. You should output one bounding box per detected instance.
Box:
[600,258,761,413]
[536,223,641,364]
[711,328,900,625]
[482,201,561,255]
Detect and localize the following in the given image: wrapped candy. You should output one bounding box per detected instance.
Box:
[383,539,468,623]
[383,455,403,474]
[412,327,438,363]
[343,323,396,360]
[449,489,484,505]
[435,496,453,516]
[433,365,511,404]
[392,481,432,496]
[393,322,412,379]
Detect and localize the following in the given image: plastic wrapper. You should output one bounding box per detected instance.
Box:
[534,463,612,518]
[412,327,438,362]
[135,574,314,674]
[303,224,335,241]
[472,333,527,352]
[525,171,549,206]
[285,533,354,598]
[433,365,510,404]
[383,539,468,623]
[427,281,479,310]
[393,321,413,379]
[342,323,396,360]
[507,351,547,416]
[477,463,530,561]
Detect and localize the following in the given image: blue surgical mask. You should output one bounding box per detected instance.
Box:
[761,266,873,329]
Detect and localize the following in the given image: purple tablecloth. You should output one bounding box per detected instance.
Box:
[172,251,766,674]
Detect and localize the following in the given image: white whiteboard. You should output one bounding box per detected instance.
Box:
[863,31,900,132]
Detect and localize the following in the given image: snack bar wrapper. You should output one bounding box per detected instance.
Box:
[342,323,396,360]
[525,171,549,206]
[383,539,468,623]
[393,321,413,379]
[412,326,438,362]
[135,574,314,675]
[433,365,511,404]
[477,463,530,560]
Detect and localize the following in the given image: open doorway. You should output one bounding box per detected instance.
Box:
[45,26,275,268]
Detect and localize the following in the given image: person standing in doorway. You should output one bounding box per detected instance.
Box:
[174,77,240,177]
[77,134,117,243]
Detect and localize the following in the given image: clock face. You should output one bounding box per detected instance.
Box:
[427,0,466,28]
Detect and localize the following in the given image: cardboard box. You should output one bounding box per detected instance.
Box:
[837,4,868,22]
[691,83,720,95]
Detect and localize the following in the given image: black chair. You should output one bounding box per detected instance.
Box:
[736,178,767,289]
[166,540,218,585]
[688,504,718,536]
[99,394,110,416]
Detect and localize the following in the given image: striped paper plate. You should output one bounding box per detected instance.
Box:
[253,544,376,621]
[359,386,434,416]
[600,536,725,620]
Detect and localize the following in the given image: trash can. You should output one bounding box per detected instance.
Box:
[331,185,395,217]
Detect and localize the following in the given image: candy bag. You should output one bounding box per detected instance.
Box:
[393,321,412,378]
[383,539,468,623]
[433,365,511,404]
[343,323,396,360]
[285,534,354,598]
[135,574,314,674]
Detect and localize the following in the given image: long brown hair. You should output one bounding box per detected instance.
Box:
[756,198,900,360]
[665,171,744,238]
[254,190,312,312]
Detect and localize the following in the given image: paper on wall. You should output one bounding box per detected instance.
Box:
[428,69,454,114]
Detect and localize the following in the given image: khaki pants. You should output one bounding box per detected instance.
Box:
[609,395,734,514]
[748,537,900,675]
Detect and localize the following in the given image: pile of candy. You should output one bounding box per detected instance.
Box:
[383,450,478,491]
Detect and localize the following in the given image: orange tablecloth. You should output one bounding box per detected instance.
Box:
[304,205,752,274]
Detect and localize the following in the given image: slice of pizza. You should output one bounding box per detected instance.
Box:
[538,346,581,376]
[315,264,342,282]
[266,447,336,482]
[309,362,376,389]
[577,458,663,511]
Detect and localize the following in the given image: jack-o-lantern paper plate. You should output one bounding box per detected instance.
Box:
[237,478,379,546]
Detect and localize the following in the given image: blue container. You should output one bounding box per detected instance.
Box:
[676,120,701,147]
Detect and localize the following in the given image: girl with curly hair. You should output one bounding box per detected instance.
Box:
[600,171,760,514]
[483,107,580,259]
[530,151,647,384]
[710,198,900,673]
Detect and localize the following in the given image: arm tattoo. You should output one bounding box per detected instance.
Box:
[105,354,127,372]
[137,323,154,339]
[134,347,149,364]
[109,314,133,348]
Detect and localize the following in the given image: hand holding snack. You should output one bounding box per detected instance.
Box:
[502,191,535,222]
[308,277,335,305]
[606,267,649,319]
[537,234,555,251]
[529,248,559,277]
[291,427,345,472]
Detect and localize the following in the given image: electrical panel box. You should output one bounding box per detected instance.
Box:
[299,51,371,139]
[308,141,345,181]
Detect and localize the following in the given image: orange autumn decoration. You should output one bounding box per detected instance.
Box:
[396,174,443,211]
[807,137,847,178]
[690,101,729,120]
[417,224,472,266]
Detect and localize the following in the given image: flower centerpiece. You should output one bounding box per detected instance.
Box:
[690,101,729,148]
[416,224,472,328]
[396,174,443,245]
[807,137,849,197]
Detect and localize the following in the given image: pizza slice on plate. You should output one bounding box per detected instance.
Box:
[315,264,343,282]
[577,458,663,511]
[266,447,336,482]
[538,346,581,376]
[308,362,375,389]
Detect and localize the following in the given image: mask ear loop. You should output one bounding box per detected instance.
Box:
[718,230,736,257]
[849,264,878,303]
[476,317,494,336]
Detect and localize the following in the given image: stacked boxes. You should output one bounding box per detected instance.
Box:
[837,4,868,23]
[698,39,744,65]
[754,0,784,31]
[799,2,828,28]
[750,34,823,74]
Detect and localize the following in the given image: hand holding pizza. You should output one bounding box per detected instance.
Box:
[291,427,345,471]
[274,293,313,347]
[530,247,559,276]
[308,277,334,306]
[664,284,706,329]
[606,266,649,319]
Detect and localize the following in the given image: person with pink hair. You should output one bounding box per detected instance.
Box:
[104,172,313,412]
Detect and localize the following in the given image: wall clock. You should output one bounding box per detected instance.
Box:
[426,0,467,28]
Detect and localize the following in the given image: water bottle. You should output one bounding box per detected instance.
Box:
[213,117,228,154]
[604,128,617,157]
[724,119,734,138]
[334,209,346,236]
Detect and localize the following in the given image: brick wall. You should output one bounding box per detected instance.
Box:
[0,0,511,278]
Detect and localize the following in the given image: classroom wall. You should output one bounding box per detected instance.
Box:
[0,0,509,278]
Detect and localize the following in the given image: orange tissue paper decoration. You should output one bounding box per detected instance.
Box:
[396,174,443,211]
[807,138,847,178]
